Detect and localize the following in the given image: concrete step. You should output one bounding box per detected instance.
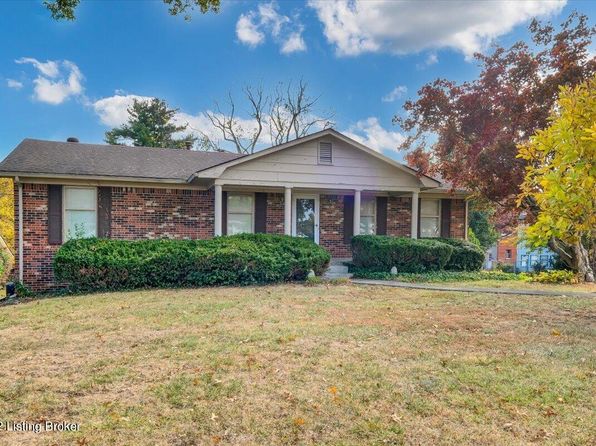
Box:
[323,262,352,279]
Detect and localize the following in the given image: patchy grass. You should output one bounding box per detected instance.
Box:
[0,284,594,445]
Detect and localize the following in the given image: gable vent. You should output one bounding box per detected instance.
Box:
[319,142,332,164]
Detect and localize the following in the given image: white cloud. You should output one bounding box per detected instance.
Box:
[425,53,438,65]
[92,94,153,127]
[343,117,404,153]
[15,57,60,78]
[381,85,407,103]
[6,79,23,90]
[281,30,307,54]
[15,58,84,104]
[308,0,566,59]
[236,2,306,54]
[236,13,265,47]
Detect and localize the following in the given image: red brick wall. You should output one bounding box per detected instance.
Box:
[111,187,213,240]
[14,184,60,291]
[319,194,352,258]
[266,193,284,235]
[450,199,466,239]
[387,197,412,237]
[16,184,214,291]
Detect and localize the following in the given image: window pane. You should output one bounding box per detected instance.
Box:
[360,216,376,235]
[65,210,97,239]
[420,199,440,216]
[228,194,253,213]
[228,213,252,235]
[65,188,95,210]
[296,198,315,241]
[420,217,439,237]
[360,197,375,216]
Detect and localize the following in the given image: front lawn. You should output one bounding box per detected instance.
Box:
[0,285,594,445]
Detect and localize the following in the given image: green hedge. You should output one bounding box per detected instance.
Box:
[428,237,485,271]
[352,270,519,282]
[54,234,330,291]
[351,235,454,273]
[351,235,484,273]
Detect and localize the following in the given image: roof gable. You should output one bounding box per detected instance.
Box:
[194,129,441,188]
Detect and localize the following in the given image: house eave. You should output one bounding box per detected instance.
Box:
[0,171,190,185]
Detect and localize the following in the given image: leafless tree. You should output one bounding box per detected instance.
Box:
[198,80,334,154]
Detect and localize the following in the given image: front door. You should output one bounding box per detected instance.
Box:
[292,194,319,244]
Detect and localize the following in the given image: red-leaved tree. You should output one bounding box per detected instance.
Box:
[396,12,595,229]
[395,12,595,271]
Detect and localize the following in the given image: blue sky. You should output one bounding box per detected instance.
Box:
[0,0,593,161]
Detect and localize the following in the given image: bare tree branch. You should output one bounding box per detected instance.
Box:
[200,80,335,154]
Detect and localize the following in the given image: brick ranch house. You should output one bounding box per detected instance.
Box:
[0,129,469,291]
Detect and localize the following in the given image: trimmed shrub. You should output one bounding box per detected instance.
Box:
[429,237,485,271]
[54,234,330,292]
[351,235,453,273]
[521,270,577,284]
[352,269,520,282]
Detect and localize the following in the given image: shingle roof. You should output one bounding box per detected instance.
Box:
[0,139,244,181]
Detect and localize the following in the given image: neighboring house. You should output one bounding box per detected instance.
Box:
[493,231,556,272]
[496,234,517,266]
[484,244,498,270]
[516,240,556,272]
[0,129,469,290]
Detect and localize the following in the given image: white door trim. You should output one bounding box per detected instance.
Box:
[292,194,320,244]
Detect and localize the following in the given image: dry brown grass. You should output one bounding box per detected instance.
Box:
[0,284,594,445]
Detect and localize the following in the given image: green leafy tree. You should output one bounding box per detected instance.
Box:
[44,0,219,21]
[517,76,596,282]
[105,98,196,149]
[468,202,499,250]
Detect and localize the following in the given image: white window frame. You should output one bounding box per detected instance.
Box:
[226,192,255,235]
[63,186,98,241]
[360,195,376,235]
[420,198,441,238]
[318,141,333,165]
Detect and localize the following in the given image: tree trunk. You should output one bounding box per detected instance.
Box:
[573,241,594,282]
[547,237,574,269]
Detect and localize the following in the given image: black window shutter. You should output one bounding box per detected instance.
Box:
[376,196,387,235]
[417,197,421,238]
[343,195,354,244]
[48,185,63,245]
[254,192,267,233]
[97,187,112,238]
[221,191,228,236]
[440,199,451,238]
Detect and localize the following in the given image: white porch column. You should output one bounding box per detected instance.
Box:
[284,187,292,235]
[214,184,223,236]
[411,191,419,239]
[353,189,361,236]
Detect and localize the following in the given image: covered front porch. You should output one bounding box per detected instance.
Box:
[212,184,430,258]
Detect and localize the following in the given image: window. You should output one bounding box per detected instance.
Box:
[505,249,512,259]
[420,199,440,237]
[64,187,97,240]
[318,142,332,164]
[227,193,254,235]
[360,196,376,235]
